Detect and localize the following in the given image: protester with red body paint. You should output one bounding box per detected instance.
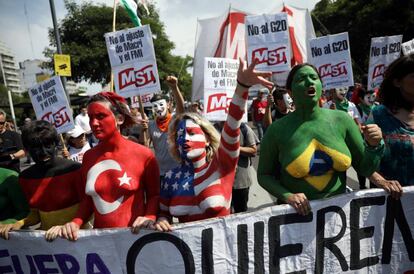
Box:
[59,92,160,241]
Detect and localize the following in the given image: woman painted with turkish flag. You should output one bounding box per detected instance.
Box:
[60,92,160,241]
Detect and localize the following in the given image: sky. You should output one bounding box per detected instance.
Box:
[0,0,319,92]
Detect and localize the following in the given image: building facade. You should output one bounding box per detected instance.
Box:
[0,41,21,93]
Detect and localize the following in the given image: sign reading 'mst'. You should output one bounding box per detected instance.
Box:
[105,25,160,98]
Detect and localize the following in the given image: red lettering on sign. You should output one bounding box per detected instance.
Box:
[207,93,232,113]
[118,65,156,90]
[319,62,347,78]
[252,47,287,66]
[372,64,386,80]
[41,106,70,128]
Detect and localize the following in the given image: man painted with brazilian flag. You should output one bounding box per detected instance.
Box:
[258,64,385,216]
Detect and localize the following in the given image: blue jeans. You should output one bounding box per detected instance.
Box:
[254,121,265,141]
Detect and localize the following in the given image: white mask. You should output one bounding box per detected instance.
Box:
[152,99,168,118]
[363,93,376,106]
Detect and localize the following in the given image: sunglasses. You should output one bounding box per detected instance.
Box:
[0,121,6,125]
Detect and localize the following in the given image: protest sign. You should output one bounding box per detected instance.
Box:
[54,54,71,77]
[246,13,290,72]
[402,38,414,55]
[368,35,403,90]
[28,76,74,134]
[203,57,247,122]
[104,25,160,97]
[2,187,414,273]
[309,32,354,89]
[131,93,153,108]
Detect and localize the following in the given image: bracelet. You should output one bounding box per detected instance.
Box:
[237,79,252,89]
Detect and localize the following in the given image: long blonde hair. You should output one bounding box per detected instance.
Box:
[168,112,220,163]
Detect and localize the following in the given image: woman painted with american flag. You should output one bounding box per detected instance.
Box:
[155,59,273,231]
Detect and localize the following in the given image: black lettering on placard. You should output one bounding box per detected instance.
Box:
[389,42,401,54]
[11,255,24,274]
[202,228,214,274]
[270,20,287,32]
[350,196,386,270]
[34,255,59,273]
[0,250,13,273]
[381,196,414,264]
[238,224,249,274]
[311,47,322,57]
[332,40,348,52]
[268,213,313,274]
[247,25,259,36]
[254,222,265,274]
[315,206,348,273]
[126,233,195,274]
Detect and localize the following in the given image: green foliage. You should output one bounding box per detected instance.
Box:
[44,0,193,99]
[312,0,414,82]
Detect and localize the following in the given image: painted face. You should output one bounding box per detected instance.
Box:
[28,140,56,163]
[152,99,168,118]
[176,119,207,161]
[363,93,376,106]
[291,66,322,107]
[335,88,348,101]
[88,102,118,141]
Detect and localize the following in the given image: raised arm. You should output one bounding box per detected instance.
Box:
[166,76,185,115]
[218,59,273,171]
[263,93,274,128]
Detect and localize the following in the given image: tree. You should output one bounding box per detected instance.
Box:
[44,0,193,99]
[312,0,414,82]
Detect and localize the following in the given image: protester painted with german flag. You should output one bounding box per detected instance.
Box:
[0,121,88,241]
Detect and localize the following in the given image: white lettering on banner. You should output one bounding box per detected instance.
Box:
[206,93,231,113]
[2,188,414,273]
[252,46,288,66]
[118,65,156,90]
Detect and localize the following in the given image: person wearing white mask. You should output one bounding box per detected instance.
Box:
[140,76,185,177]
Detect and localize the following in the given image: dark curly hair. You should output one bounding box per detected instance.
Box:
[378,54,414,112]
[21,120,59,151]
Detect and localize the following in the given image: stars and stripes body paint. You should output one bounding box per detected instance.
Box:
[160,90,248,223]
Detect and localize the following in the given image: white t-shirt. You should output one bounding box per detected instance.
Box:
[323,100,362,123]
[69,143,91,163]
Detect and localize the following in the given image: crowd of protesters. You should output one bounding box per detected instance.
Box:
[0,54,412,241]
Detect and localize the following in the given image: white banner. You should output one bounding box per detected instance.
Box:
[246,13,290,72]
[2,188,414,273]
[104,25,161,97]
[309,32,354,89]
[368,35,403,90]
[402,38,414,55]
[203,57,247,122]
[28,76,74,134]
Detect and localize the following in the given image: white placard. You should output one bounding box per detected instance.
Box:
[2,188,414,273]
[402,38,414,55]
[104,25,161,97]
[131,93,153,108]
[28,76,74,134]
[309,32,354,89]
[203,57,247,122]
[246,13,290,72]
[368,35,403,90]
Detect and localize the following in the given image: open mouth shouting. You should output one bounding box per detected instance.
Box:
[307,86,317,96]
